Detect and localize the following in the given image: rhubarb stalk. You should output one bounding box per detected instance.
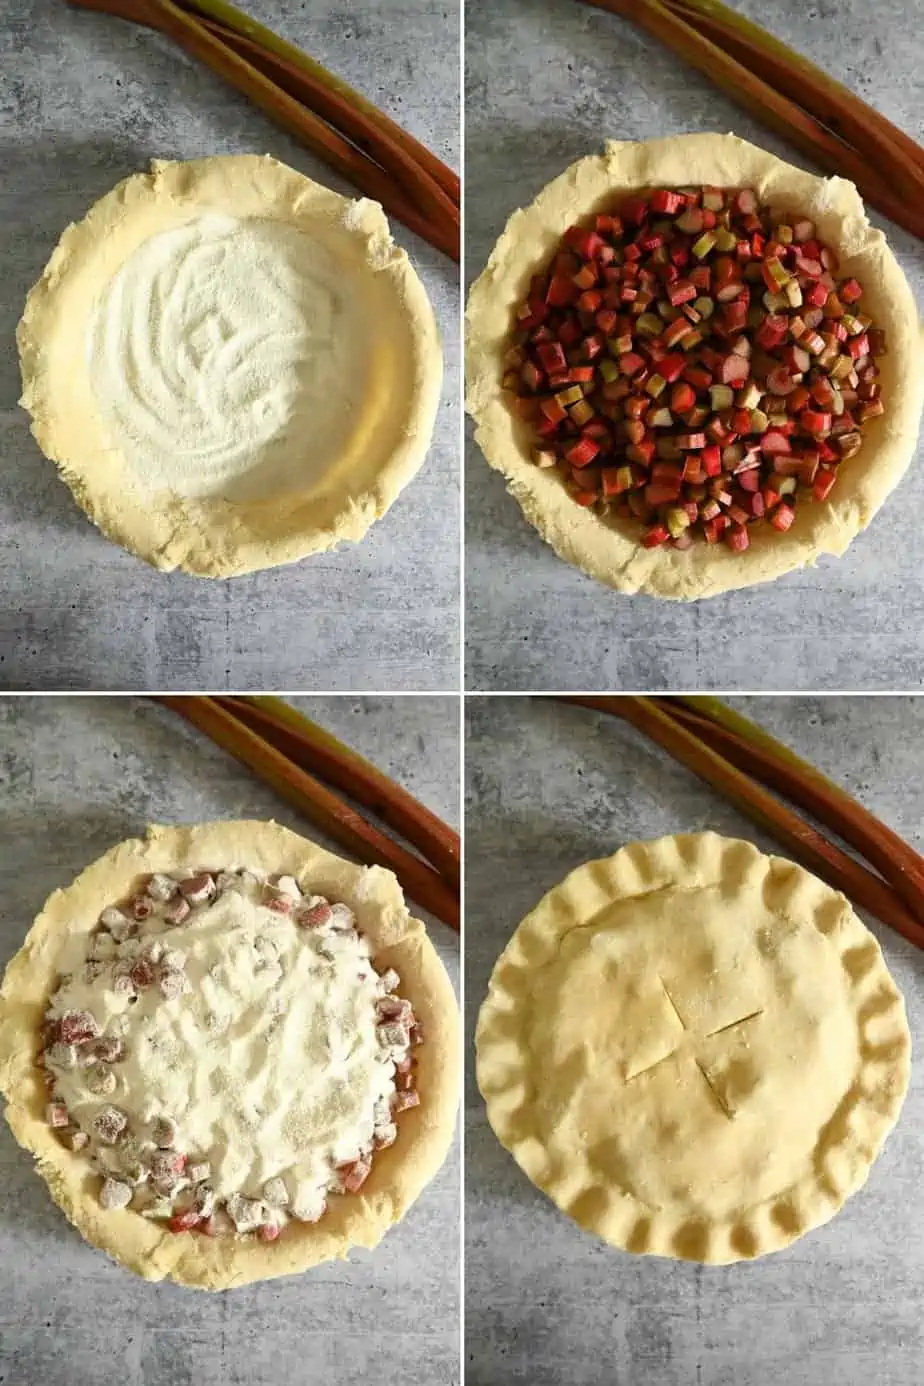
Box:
[154,696,459,931]
[218,695,461,888]
[560,694,924,950]
[576,0,924,240]
[659,696,924,928]
[668,0,924,198]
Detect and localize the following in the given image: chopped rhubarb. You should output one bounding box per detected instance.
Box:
[504,184,886,549]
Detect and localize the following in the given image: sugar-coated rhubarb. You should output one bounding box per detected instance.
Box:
[503,184,887,550]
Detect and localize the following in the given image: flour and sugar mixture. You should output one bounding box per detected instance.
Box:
[42,867,421,1238]
[88,213,369,502]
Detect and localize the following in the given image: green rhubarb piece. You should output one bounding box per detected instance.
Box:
[765,257,791,287]
[702,188,725,211]
[693,296,715,319]
[608,333,633,355]
[569,400,595,426]
[692,232,717,259]
[666,507,691,537]
[709,384,734,410]
[635,313,663,337]
[555,385,584,406]
[598,358,620,382]
[777,476,798,495]
[645,373,667,398]
[650,407,674,428]
[714,227,738,252]
[749,408,769,433]
[736,382,761,409]
[830,387,845,416]
[533,448,559,468]
[784,280,803,307]
[762,291,787,312]
[775,224,794,244]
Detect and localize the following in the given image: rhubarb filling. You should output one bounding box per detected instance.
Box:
[503,186,887,551]
[40,868,422,1239]
[88,213,370,504]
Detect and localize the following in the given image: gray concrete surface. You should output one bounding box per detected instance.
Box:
[0,1,459,691]
[464,0,924,691]
[465,695,924,1385]
[0,695,460,1385]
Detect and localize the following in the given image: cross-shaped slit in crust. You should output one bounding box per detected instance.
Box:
[624,979,764,1119]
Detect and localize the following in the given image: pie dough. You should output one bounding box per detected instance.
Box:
[466,134,924,600]
[476,832,910,1262]
[18,155,443,578]
[0,821,459,1289]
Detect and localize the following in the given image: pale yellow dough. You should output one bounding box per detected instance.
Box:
[466,134,924,600]
[0,821,459,1289]
[476,833,910,1263]
[18,155,443,578]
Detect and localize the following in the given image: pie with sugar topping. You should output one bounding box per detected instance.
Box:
[0,820,458,1289]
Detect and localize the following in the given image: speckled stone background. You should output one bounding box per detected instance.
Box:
[0,1,459,691]
[464,0,924,691]
[465,696,924,1385]
[0,696,460,1385]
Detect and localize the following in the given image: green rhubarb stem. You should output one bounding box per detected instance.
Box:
[560,694,924,951]
[178,0,459,201]
[576,0,924,240]
[668,0,924,196]
[670,695,924,925]
[233,696,461,888]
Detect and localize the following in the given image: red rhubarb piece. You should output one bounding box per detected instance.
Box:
[169,1208,201,1233]
[339,1158,372,1193]
[641,524,670,548]
[760,430,792,456]
[562,225,604,259]
[724,524,750,552]
[813,468,837,501]
[770,502,796,531]
[564,437,600,468]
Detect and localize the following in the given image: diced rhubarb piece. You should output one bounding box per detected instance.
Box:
[619,352,646,377]
[701,445,722,476]
[724,524,750,552]
[59,1010,100,1045]
[641,523,670,548]
[719,353,749,385]
[658,353,687,383]
[563,225,604,259]
[813,468,838,501]
[650,189,685,215]
[169,1208,201,1233]
[564,437,600,468]
[800,410,832,435]
[536,341,567,374]
[760,430,792,456]
[839,278,863,303]
[770,502,796,531]
[670,382,696,413]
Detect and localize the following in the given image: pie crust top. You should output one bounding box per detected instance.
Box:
[476,832,910,1263]
[18,155,443,579]
[0,821,459,1290]
[465,134,924,600]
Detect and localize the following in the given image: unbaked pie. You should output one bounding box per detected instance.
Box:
[0,821,458,1288]
[466,134,923,599]
[477,832,910,1262]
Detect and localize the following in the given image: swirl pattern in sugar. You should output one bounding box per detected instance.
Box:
[88,213,368,502]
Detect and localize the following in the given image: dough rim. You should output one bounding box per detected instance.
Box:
[0,820,460,1290]
[465,134,924,600]
[18,155,443,579]
[476,832,910,1263]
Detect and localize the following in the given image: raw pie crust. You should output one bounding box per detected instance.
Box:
[0,821,459,1289]
[466,134,924,599]
[476,833,910,1263]
[18,154,443,578]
